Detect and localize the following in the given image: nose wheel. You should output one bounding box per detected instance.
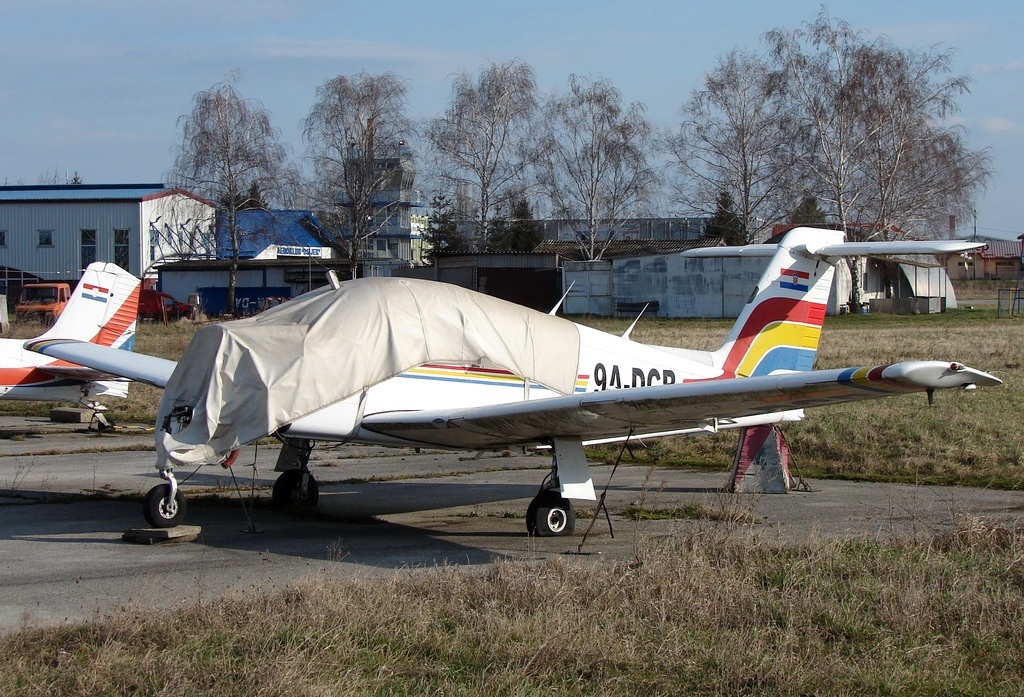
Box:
[143,482,187,528]
[526,490,575,536]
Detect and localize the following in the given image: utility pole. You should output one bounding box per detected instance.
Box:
[973,209,978,279]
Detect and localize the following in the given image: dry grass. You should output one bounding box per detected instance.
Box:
[2,314,1023,694]
[582,311,1024,489]
[4,311,1022,486]
[2,521,1023,695]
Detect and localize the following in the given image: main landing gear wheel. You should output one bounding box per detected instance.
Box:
[143,484,187,528]
[526,490,575,537]
[272,469,319,509]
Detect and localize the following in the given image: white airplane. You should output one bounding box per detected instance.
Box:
[26,228,1001,533]
[1,262,139,421]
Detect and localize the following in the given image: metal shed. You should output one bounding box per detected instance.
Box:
[0,184,215,294]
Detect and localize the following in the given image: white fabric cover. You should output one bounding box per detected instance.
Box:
[156,277,582,468]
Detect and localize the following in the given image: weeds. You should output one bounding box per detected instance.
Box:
[2,523,1023,695]
[623,500,758,524]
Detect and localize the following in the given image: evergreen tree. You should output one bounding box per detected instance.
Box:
[220,182,268,211]
[425,194,468,261]
[506,197,543,252]
[489,195,542,252]
[706,190,746,245]
[788,195,827,226]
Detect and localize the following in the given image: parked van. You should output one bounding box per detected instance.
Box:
[139,289,190,320]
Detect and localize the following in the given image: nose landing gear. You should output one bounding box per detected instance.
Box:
[143,470,186,528]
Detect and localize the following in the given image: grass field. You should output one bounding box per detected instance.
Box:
[5,308,1022,487]
[2,519,1022,695]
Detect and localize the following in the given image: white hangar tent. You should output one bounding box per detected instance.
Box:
[861,257,960,313]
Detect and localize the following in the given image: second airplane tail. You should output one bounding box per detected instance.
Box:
[39,262,141,350]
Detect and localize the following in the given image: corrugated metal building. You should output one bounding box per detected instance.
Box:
[0,184,215,293]
[565,250,958,318]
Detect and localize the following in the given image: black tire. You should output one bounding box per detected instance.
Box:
[526,490,575,537]
[143,484,187,528]
[272,469,319,508]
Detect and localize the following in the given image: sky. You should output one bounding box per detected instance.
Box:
[2,0,1022,240]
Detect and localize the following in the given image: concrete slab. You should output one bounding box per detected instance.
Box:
[0,422,1021,633]
[49,407,93,423]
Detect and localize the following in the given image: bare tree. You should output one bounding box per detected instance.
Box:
[36,169,83,184]
[668,50,800,244]
[537,75,658,260]
[765,14,874,241]
[426,59,539,251]
[169,78,294,312]
[303,72,412,278]
[765,12,989,305]
[850,45,990,239]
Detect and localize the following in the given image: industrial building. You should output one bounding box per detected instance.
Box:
[0,184,215,297]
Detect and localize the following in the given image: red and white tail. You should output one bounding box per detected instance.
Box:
[38,262,141,350]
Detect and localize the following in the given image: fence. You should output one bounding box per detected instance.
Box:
[997,288,1024,317]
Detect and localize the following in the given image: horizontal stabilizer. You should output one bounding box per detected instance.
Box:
[25,339,177,388]
[804,240,986,257]
[682,230,985,259]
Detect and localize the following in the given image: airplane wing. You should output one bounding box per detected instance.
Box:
[25,339,177,388]
[357,361,1000,450]
[35,364,129,383]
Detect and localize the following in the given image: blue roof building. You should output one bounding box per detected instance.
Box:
[214,209,332,260]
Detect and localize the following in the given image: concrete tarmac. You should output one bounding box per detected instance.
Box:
[1,416,1022,633]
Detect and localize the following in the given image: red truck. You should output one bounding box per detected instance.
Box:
[138,289,190,320]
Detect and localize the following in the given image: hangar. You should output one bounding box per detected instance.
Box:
[0,183,214,297]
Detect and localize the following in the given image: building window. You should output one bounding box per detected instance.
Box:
[114,229,130,269]
[995,260,1017,279]
[38,230,53,247]
[0,230,6,247]
[81,229,97,267]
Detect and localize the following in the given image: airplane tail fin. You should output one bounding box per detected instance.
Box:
[37,262,141,350]
[682,227,987,378]
[686,228,843,378]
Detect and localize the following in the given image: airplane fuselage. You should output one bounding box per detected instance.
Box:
[283,322,739,447]
[0,338,90,401]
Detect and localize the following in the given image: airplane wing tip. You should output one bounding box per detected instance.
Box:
[884,360,1002,388]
